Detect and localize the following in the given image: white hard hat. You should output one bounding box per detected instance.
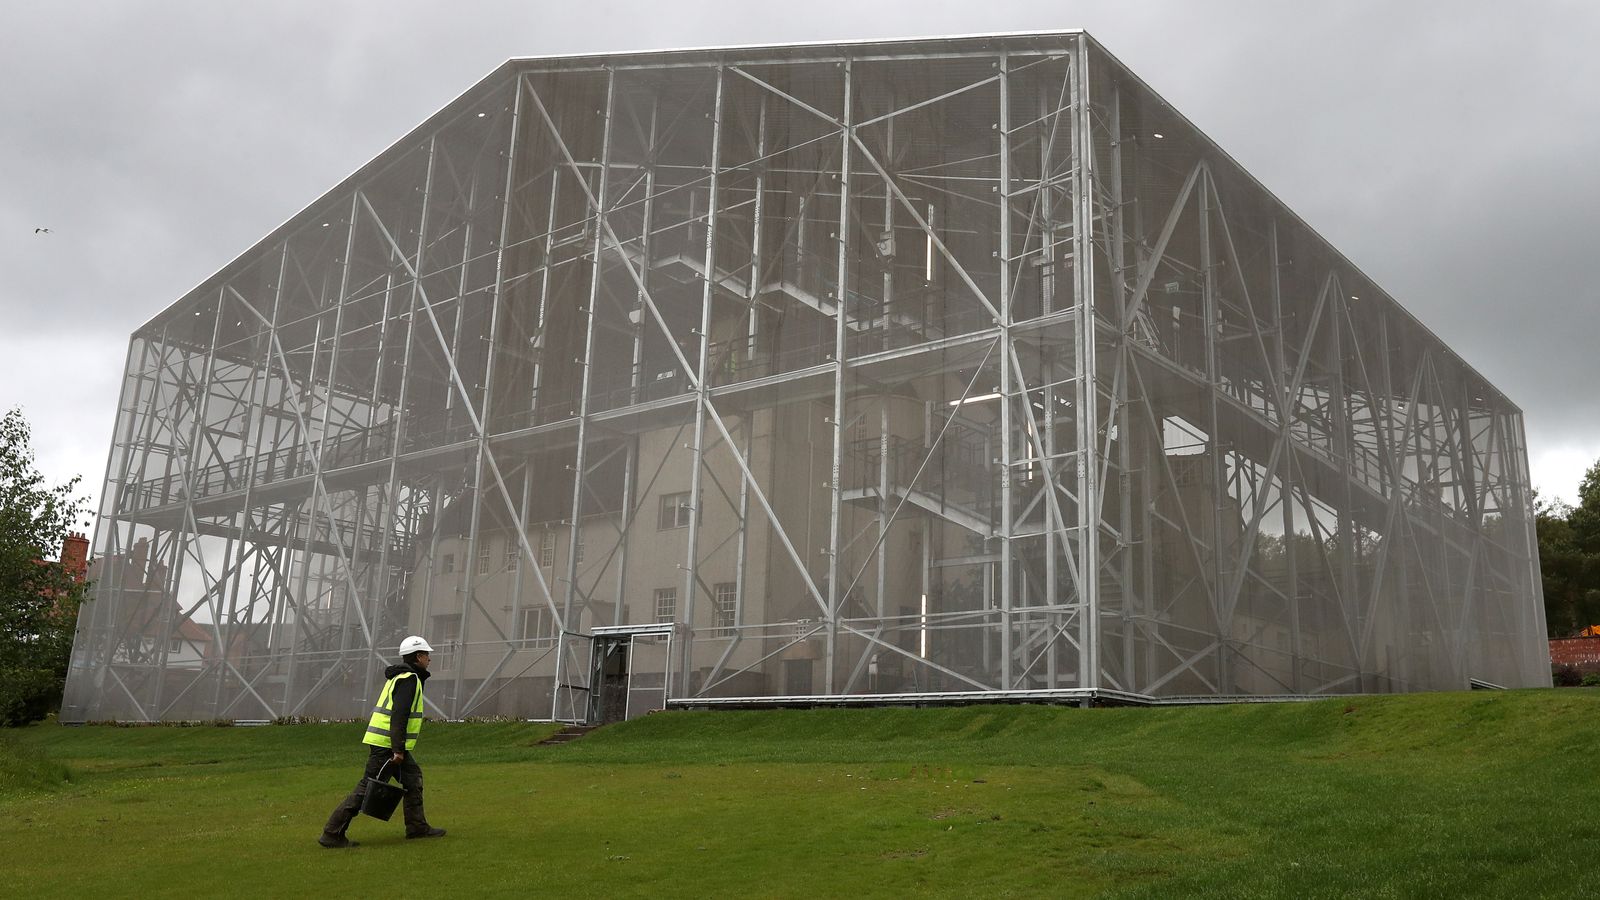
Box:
[399,635,434,655]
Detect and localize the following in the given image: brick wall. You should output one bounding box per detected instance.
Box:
[1549,636,1600,669]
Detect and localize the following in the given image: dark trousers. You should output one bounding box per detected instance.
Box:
[321,745,430,838]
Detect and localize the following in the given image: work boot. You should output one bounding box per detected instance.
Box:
[406,827,447,839]
[318,834,360,849]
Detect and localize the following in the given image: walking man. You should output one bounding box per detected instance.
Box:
[318,635,448,847]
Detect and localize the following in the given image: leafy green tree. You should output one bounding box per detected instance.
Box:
[1536,462,1600,638]
[0,408,89,725]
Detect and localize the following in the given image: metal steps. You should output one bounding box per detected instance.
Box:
[537,724,600,746]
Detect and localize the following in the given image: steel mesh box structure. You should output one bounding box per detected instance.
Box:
[63,32,1549,724]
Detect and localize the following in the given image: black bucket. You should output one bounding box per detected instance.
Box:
[359,761,406,821]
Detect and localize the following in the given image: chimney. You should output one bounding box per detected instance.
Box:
[62,532,90,582]
[132,537,150,584]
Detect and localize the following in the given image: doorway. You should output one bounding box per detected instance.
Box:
[586,624,675,725]
[592,636,630,725]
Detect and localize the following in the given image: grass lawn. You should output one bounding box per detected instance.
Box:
[4,690,1598,898]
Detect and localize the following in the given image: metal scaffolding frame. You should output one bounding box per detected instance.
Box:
[63,32,1547,724]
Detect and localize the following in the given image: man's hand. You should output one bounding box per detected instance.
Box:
[391,751,406,765]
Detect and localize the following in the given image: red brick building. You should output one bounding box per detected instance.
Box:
[1549,628,1600,672]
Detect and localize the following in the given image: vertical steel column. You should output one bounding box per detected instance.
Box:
[733,94,764,646]
[1199,172,1228,693]
[556,67,615,706]
[1269,220,1302,692]
[824,59,853,695]
[997,51,1015,690]
[1410,344,1436,686]
[683,65,727,694]
[358,276,396,694]
[1072,37,1101,695]
[1329,287,1359,686]
[875,110,893,633]
[263,243,312,713]
[1036,77,1062,689]
[1107,79,1137,692]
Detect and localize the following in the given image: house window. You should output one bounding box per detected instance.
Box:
[520,607,554,648]
[477,539,493,574]
[441,553,455,574]
[539,531,556,568]
[659,492,692,530]
[654,587,676,623]
[713,582,737,635]
[432,613,462,645]
[505,541,519,572]
[169,638,182,653]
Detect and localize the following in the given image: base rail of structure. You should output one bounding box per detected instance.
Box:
[666,688,1345,711]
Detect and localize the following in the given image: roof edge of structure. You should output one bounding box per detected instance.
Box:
[500,27,1088,66]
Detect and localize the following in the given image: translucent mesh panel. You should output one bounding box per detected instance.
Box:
[61,34,1547,723]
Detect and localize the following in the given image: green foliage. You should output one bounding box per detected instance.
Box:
[1553,664,1584,687]
[0,408,89,726]
[3,693,1599,898]
[1582,673,1600,688]
[1534,468,1600,637]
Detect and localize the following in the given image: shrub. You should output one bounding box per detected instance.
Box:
[0,667,64,728]
[1553,664,1584,687]
[1582,672,1600,688]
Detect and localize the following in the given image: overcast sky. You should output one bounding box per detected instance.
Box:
[3,0,1598,526]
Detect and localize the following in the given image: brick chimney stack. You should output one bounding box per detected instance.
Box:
[62,531,89,583]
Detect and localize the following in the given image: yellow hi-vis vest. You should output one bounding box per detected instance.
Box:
[363,672,424,750]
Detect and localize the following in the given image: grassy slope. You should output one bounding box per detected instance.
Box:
[4,691,1598,898]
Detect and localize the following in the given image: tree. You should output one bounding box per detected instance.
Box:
[1536,461,1600,639]
[0,408,89,726]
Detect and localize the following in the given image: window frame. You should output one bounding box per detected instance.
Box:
[712,581,738,635]
[653,586,677,623]
[658,492,693,530]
